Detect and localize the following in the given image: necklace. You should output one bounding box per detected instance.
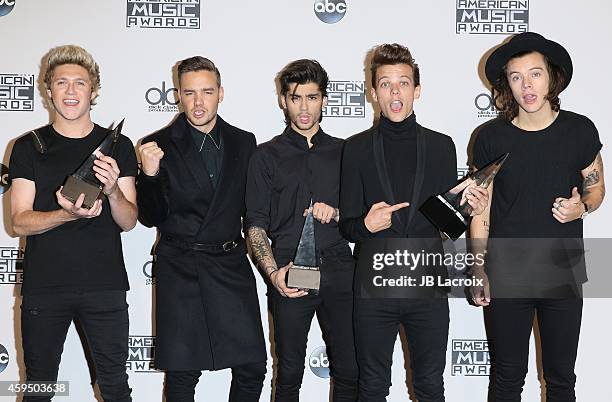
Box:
[199,133,221,151]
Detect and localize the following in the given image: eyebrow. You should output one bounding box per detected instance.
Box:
[377,75,412,83]
[507,66,545,74]
[290,93,321,97]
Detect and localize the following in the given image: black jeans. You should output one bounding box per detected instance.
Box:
[270,254,358,402]
[487,297,583,402]
[165,361,266,402]
[354,297,449,402]
[21,290,131,402]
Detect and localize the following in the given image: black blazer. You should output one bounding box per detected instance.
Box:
[138,113,256,244]
[339,123,457,242]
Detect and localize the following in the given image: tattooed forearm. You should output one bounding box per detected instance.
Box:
[483,220,489,233]
[247,226,278,277]
[583,170,600,189]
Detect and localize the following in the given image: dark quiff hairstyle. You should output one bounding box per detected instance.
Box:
[278,59,329,98]
[177,56,221,87]
[370,43,420,88]
[493,51,567,121]
[277,59,329,124]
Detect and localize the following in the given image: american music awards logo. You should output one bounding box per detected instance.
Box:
[451,339,491,376]
[322,81,365,118]
[456,0,528,34]
[0,74,34,111]
[0,247,24,285]
[127,335,157,372]
[126,0,200,29]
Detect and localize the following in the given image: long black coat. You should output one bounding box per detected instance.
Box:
[137,113,266,370]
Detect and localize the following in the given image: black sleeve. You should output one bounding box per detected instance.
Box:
[444,137,458,191]
[576,117,603,170]
[8,136,35,182]
[244,146,272,231]
[241,132,257,224]
[136,137,169,228]
[472,128,491,170]
[338,139,373,242]
[116,135,138,177]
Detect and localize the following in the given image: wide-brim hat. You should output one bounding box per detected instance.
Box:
[485,32,573,90]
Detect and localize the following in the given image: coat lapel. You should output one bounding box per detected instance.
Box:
[404,124,427,233]
[169,114,215,195]
[372,127,404,230]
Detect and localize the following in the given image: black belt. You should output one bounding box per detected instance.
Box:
[161,235,242,252]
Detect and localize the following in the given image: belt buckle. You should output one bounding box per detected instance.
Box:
[222,240,237,252]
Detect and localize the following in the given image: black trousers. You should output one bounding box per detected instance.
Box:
[488,298,583,402]
[21,290,131,402]
[270,254,358,402]
[165,361,266,402]
[354,297,449,402]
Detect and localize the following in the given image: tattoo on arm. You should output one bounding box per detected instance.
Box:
[247,226,278,277]
[483,220,489,233]
[583,169,600,189]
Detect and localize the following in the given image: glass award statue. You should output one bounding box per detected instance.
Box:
[419,153,509,240]
[287,201,320,294]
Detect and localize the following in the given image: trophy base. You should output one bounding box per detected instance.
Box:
[419,195,468,241]
[61,175,102,210]
[287,265,320,293]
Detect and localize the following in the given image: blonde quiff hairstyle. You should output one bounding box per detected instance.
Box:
[43,45,101,95]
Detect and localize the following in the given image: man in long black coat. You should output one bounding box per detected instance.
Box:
[137,56,266,402]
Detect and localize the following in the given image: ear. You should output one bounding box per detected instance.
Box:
[90,89,99,103]
[322,95,328,108]
[414,85,421,99]
[370,87,378,102]
[280,94,287,109]
[218,86,224,103]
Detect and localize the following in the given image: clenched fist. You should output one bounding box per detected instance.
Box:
[139,141,164,176]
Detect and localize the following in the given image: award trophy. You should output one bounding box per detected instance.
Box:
[419,153,509,241]
[287,202,320,294]
[60,119,124,209]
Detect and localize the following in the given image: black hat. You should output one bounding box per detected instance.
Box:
[485,32,573,90]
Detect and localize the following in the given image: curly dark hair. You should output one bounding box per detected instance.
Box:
[492,51,567,121]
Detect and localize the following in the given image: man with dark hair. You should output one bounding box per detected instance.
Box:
[339,43,488,402]
[137,56,266,402]
[9,44,136,402]
[246,59,358,402]
[470,32,605,402]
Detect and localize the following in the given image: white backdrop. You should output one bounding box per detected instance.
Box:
[1,0,611,401]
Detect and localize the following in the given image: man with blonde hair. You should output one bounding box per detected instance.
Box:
[9,45,137,401]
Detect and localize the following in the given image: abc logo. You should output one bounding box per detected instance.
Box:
[142,260,154,279]
[145,82,179,106]
[0,0,15,17]
[308,346,330,378]
[474,93,495,112]
[314,0,347,24]
[0,344,9,374]
[0,164,11,195]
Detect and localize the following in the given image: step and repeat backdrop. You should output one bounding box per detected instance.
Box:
[1,0,611,401]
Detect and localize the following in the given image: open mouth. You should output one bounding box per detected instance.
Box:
[390,100,403,113]
[63,99,79,106]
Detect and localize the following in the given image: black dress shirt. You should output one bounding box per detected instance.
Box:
[189,122,223,189]
[245,126,349,255]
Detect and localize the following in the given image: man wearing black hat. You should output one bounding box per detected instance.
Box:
[470,32,605,401]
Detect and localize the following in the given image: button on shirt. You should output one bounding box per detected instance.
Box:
[245,127,349,254]
[189,122,223,189]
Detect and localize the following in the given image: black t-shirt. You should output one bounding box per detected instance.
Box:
[9,124,138,295]
[245,127,350,256]
[473,110,602,238]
